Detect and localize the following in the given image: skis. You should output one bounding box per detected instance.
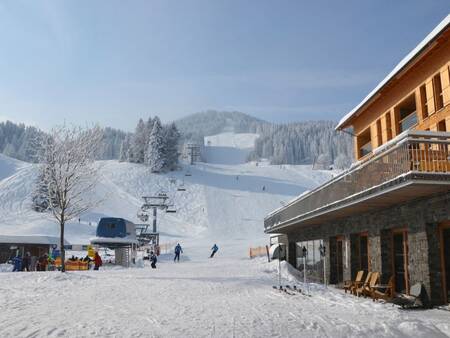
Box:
[272,285,296,295]
[272,284,312,297]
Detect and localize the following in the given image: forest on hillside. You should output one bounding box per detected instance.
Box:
[0,110,353,168]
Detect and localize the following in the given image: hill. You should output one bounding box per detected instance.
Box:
[0,152,334,244]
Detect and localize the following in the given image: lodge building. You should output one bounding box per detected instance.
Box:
[265,14,450,305]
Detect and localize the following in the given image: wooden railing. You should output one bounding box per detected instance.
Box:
[265,130,450,231]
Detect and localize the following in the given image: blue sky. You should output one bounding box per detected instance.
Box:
[0,1,448,131]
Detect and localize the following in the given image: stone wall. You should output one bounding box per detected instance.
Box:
[285,190,450,305]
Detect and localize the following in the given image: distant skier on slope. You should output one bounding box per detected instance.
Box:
[150,251,157,269]
[174,243,183,262]
[210,244,219,258]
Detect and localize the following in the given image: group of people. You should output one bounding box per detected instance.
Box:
[171,243,219,262]
[67,252,103,270]
[10,251,103,272]
[12,252,52,272]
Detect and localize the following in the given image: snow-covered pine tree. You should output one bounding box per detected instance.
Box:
[32,166,50,212]
[119,135,131,162]
[145,117,164,172]
[131,119,147,163]
[162,122,180,171]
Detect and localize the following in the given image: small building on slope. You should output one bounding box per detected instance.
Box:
[264,14,450,305]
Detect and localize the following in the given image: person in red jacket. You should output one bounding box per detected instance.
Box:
[93,251,102,271]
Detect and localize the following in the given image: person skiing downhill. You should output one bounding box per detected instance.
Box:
[174,243,183,262]
[210,244,219,258]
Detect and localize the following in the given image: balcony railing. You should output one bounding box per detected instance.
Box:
[265,130,450,231]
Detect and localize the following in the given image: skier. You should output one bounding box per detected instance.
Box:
[150,251,157,269]
[93,251,103,270]
[210,244,219,258]
[12,255,22,272]
[262,185,266,191]
[174,243,183,262]
[22,252,31,271]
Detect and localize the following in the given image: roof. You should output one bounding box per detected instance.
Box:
[336,13,450,130]
[0,235,69,246]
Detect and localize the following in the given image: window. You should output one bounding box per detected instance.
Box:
[420,85,428,119]
[397,94,417,132]
[438,119,446,132]
[385,112,393,141]
[296,239,324,283]
[433,73,444,111]
[358,128,372,158]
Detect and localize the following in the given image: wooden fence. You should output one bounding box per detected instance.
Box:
[249,245,270,259]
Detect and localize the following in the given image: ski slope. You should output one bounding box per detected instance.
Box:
[0,149,334,244]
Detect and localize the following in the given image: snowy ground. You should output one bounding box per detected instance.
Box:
[1,239,449,338]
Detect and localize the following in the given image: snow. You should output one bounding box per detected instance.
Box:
[0,145,449,337]
[336,13,450,130]
[0,235,67,245]
[203,132,259,165]
[0,239,449,337]
[0,152,333,244]
[90,236,139,245]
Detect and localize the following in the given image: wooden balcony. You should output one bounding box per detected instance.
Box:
[264,130,450,233]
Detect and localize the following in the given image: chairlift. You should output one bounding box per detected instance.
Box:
[185,171,192,177]
[166,209,177,213]
[169,177,177,184]
[177,185,186,192]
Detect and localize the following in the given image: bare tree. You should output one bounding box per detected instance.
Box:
[39,125,103,272]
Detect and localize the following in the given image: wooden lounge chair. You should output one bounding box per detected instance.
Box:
[357,272,379,297]
[353,271,372,296]
[371,276,395,302]
[343,270,364,294]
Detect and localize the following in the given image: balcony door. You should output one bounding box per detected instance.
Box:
[392,230,409,294]
[440,223,450,303]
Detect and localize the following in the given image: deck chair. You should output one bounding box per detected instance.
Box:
[392,283,426,309]
[343,270,364,294]
[353,271,372,296]
[357,271,379,297]
[371,276,395,302]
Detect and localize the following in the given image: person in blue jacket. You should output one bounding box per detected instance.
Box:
[12,255,22,272]
[210,244,219,258]
[174,243,183,262]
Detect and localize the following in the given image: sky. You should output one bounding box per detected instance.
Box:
[0,1,448,131]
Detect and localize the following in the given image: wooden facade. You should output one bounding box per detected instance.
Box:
[339,26,450,161]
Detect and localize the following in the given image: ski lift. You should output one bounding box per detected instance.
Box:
[166,208,177,213]
[177,184,186,192]
[169,177,176,184]
[185,171,192,177]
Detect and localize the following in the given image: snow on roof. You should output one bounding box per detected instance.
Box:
[90,236,139,245]
[336,13,450,130]
[0,235,69,245]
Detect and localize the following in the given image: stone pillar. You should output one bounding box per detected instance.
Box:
[368,231,382,274]
[408,229,432,304]
[426,222,445,305]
